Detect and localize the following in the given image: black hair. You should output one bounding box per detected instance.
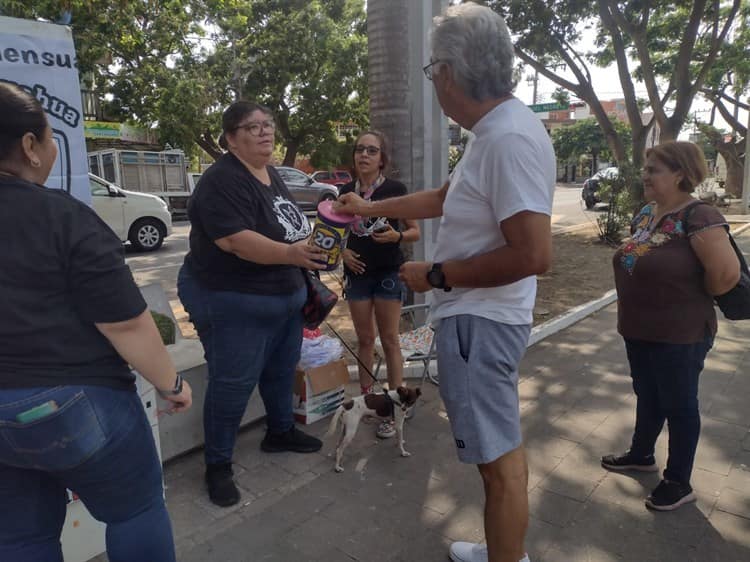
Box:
[0,81,48,160]
[218,100,274,150]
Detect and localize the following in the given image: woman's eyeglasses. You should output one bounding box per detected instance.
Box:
[235,120,276,136]
[354,145,381,156]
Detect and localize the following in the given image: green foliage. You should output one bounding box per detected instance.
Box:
[552,118,631,165]
[205,0,368,164]
[487,0,742,193]
[551,87,570,106]
[308,131,357,170]
[150,311,176,346]
[5,1,368,162]
[595,163,639,245]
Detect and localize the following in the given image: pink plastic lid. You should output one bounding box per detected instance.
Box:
[316,200,356,225]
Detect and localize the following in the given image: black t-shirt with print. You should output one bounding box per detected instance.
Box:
[0,177,147,390]
[184,153,311,294]
[339,177,408,274]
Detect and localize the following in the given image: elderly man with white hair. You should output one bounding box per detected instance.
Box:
[335,3,555,561]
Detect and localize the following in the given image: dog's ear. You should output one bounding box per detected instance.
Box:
[397,386,408,398]
[415,388,422,397]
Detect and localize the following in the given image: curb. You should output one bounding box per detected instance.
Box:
[552,223,594,236]
[527,289,618,347]
[347,222,750,380]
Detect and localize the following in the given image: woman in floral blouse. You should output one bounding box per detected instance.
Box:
[601,141,739,511]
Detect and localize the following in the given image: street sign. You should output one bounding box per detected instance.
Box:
[528,102,570,113]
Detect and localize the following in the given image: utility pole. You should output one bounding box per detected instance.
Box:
[527,70,539,104]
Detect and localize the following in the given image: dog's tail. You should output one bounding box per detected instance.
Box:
[325,405,344,438]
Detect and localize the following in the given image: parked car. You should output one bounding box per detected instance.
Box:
[582,167,619,209]
[89,173,173,252]
[275,166,338,212]
[311,169,353,189]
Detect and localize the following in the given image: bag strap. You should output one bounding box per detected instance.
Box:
[684,202,750,276]
[681,200,709,232]
[728,232,750,275]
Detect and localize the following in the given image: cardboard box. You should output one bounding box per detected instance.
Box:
[293,358,350,424]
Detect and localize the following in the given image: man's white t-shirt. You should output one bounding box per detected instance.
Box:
[431,98,556,325]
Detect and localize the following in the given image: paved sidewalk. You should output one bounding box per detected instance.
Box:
[101,236,750,562]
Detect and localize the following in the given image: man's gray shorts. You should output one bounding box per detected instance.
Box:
[436,315,530,465]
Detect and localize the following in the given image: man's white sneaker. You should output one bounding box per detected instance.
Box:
[449,542,530,562]
[449,542,487,562]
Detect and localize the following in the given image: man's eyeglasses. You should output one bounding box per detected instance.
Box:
[235,120,276,136]
[354,145,381,156]
[422,59,443,81]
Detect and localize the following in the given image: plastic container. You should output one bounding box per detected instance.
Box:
[309,200,356,270]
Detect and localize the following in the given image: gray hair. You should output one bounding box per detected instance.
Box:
[431,2,516,102]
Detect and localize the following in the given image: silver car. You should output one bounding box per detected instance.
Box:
[275,166,338,212]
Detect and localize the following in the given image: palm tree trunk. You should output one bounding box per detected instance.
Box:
[367,0,411,187]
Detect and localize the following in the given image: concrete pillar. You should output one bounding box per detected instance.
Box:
[367,0,448,306]
[408,0,449,265]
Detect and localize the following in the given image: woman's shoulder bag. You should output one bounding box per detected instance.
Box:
[685,202,750,320]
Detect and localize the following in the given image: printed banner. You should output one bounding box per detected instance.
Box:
[0,16,90,204]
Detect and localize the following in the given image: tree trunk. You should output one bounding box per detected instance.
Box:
[725,156,744,198]
[631,127,649,170]
[367,0,411,187]
[657,125,678,143]
[711,138,744,197]
[283,140,300,167]
[196,130,222,161]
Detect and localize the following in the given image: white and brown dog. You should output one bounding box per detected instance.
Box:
[327,386,421,472]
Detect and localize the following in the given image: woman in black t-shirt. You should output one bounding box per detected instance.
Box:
[0,82,191,561]
[339,131,420,439]
[177,101,326,507]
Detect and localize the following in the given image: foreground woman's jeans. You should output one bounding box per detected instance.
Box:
[0,385,175,562]
[178,264,306,465]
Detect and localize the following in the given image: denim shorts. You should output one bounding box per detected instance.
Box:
[344,269,404,302]
[436,315,531,465]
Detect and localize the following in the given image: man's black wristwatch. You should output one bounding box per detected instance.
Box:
[159,374,183,397]
[426,262,452,292]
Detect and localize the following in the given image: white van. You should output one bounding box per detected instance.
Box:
[88,173,173,252]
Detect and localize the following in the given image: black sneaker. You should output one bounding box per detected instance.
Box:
[205,463,240,507]
[646,479,696,511]
[261,426,322,453]
[601,451,658,472]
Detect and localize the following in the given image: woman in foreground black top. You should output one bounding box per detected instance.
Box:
[0,82,192,562]
[178,101,326,508]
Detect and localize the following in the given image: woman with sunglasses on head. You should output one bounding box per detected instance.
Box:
[0,81,192,562]
[177,101,326,508]
[339,131,420,439]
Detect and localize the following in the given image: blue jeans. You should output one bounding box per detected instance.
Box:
[625,334,713,484]
[0,385,174,562]
[178,265,306,465]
